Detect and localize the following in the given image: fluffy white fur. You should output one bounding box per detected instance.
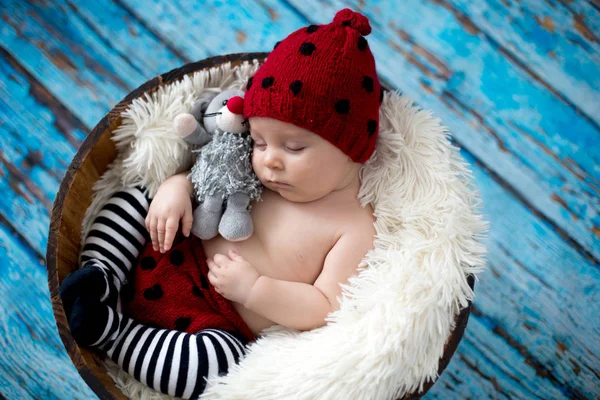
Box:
[80,60,487,400]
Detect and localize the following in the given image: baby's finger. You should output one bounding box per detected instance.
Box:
[229,249,243,260]
[207,259,219,271]
[208,270,218,284]
[163,217,178,252]
[213,253,229,265]
[157,218,166,252]
[182,203,193,237]
[149,217,159,251]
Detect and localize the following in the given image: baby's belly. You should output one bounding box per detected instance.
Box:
[202,232,328,335]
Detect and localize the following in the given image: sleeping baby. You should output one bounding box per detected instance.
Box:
[60,8,381,399]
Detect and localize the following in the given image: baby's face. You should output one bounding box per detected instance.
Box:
[249,117,357,203]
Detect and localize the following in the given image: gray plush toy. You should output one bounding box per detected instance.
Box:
[173,89,262,242]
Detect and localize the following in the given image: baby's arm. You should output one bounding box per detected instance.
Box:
[145,171,194,253]
[244,228,375,331]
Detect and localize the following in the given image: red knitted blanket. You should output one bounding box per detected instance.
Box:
[124,235,255,343]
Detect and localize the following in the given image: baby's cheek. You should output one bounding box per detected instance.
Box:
[251,153,259,171]
[251,155,264,179]
[292,161,315,182]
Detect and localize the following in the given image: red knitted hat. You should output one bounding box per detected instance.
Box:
[243,9,382,163]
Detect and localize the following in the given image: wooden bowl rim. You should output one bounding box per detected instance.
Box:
[45,52,474,400]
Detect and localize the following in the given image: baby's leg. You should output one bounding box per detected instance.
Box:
[73,301,247,399]
[60,186,151,314]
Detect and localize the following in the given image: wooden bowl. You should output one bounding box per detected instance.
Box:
[46,53,474,400]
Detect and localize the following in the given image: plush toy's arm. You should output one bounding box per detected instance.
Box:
[174,116,211,147]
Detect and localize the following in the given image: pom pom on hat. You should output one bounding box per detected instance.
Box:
[333,8,372,35]
[244,9,382,163]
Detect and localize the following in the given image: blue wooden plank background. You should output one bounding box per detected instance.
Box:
[0,0,598,398]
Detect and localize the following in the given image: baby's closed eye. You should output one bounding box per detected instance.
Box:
[252,141,306,153]
[285,145,305,153]
[253,141,266,150]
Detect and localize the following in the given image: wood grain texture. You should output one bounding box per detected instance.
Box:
[0,224,97,399]
[0,0,598,398]
[66,0,185,74]
[455,149,600,398]
[0,48,86,256]
[1,0,141,126]
[443,0,600,127]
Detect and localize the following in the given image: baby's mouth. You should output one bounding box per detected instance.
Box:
[268,180,291,187]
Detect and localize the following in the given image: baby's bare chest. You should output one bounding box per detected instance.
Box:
[204,191,346,284]
[253,191,349,281]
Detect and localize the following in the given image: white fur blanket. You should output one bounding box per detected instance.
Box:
[80,60,487,400]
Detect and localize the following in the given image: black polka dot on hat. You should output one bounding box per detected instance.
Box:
[299,42,316,56]
[273,41,281,50]
[380,87,384,103]
[289,80,303,96]
[143,284,163,300]
[367,119,377,136]
[262,76,275,89]
[362,76,374,92]
[358,36,368,51]
[200,274,210,289]
[306,25,319,33]
[246,77,253,90]
[175,317,191,331]
[334,99,350,114]
[169,250,184,266]
[140,256,156,271]
[192,285,203,297]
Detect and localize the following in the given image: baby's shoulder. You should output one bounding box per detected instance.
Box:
[320,203,376,273]
[337,202,376,240]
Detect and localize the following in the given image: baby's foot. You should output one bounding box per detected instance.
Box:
[68,297,118,348]
[59,264,118,318]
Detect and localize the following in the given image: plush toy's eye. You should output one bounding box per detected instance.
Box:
[222,100,228,106]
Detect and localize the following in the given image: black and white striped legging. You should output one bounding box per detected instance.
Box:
[63,186,247,399]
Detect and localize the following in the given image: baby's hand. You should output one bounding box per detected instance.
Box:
[207,249,260,305]
[145,173,194,253]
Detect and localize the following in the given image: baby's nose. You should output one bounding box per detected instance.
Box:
[226,96,244,115]
[264,150,283,170]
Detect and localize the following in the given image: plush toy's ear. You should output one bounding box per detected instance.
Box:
[176,92,219,146]
[190,91,219,120]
